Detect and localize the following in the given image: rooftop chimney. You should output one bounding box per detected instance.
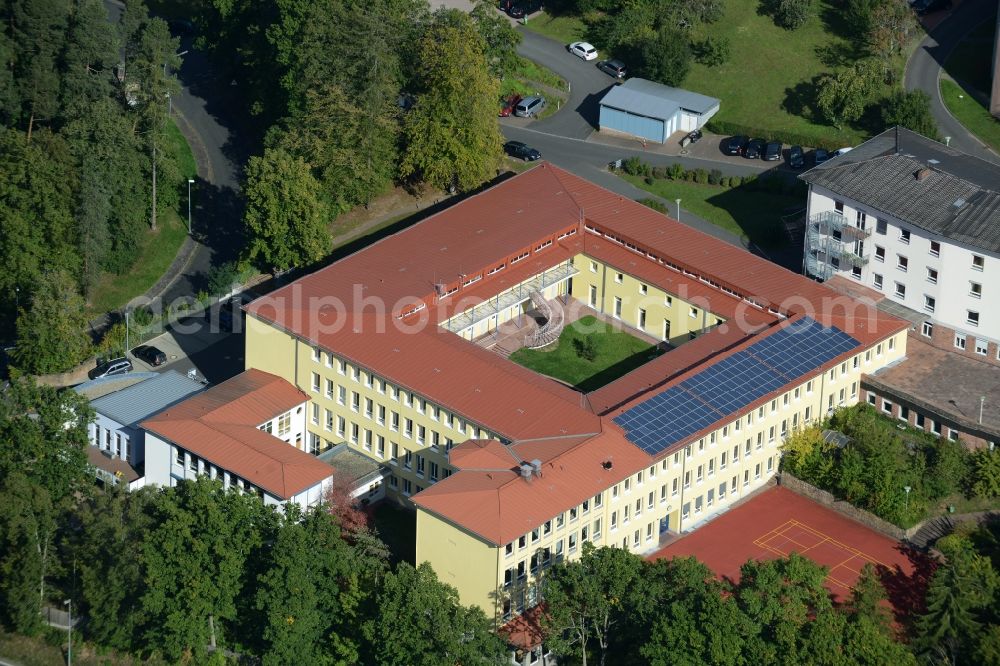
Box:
[915,168,932,182]
[520,463,533,482]
[531,459,543,476]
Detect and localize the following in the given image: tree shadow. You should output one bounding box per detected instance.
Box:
[818,2,859,42]
[781,76,825,123]
[877,544,938,631]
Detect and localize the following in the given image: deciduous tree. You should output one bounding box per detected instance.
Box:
[399,10,503,193]
[13,269,92,374]
[243,146,331,272]
[815,59,882,128]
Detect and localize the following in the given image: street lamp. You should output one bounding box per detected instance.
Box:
[903,485,911,513]
[63,598,71,666]
[187,179,195,235]
[675,198,682,221]
[125,308,130,357]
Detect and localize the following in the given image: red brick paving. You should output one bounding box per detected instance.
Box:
[651,486,933,611]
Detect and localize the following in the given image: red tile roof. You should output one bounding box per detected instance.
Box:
[499,604,547,650]
[412,426,650,546]
[141,370,332,500]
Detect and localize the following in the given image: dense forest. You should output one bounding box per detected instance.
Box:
[1,376,998,664]
[0,0,189,362]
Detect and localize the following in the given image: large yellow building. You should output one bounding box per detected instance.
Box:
[243,164,908,642]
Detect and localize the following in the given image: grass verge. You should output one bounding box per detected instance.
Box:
[940,78,1000,154]
[86,118,197,316]
[942,14,997,95]
[509,315,662,391]
[522,10,587,44]
[618,173,802,248]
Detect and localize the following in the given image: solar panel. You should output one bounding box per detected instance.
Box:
[613,317,860,457]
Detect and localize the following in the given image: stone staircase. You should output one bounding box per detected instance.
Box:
[525,292,565,349]
[908,516,956,550]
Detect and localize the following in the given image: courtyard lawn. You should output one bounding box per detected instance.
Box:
[940,79,1000,154]
[509,315,662,392]
[619,174,804,249]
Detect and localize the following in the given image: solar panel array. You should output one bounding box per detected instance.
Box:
[613,317,860,456]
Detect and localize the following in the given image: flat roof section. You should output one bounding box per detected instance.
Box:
[865,337,1000,440]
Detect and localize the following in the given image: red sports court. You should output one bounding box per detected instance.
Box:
[652,485,933,611]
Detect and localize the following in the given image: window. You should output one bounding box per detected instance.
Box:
[337,386,346,405]
[968,311,980,327]
[972,254,984,271]
[311,373,320,392]
[926,267,938,284]
[351,392,359,412]
[277,412,291,436]
[615,272,623,283]
[873,273,883,290]
[312,347,321,362]
[324,378,333,399]
[689,307,699,319]
[637,308,646,330]
[639,283,647,295]
[930,240,940,257]
[975,339,988,356]
[876,218,887,235]
[174,447,184,466]
[894,282,905,299]
[613,297,622,318]
[664,295,673,307]
[835,200,844,213]
[589,285,597,307]
[590,260,598,272]
[882,399,893,415]
[874,246,885,262]
[970,282,982,299]
[852,266,862,279]
[899,228,910,244]
[924,295,935,313]
[311,403,319,425]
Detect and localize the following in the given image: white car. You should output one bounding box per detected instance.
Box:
[569,42,598,61]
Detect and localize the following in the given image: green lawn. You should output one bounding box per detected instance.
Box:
[940,78,1000,153]
[86,118,197,316]
[619,174,804,248]
[522,10,587,44]
[509,315,662,392]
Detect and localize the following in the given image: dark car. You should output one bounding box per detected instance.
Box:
[912,0,951,14]
[597,59,627,78]
[507,4,525,18]
[788,145,805,169]
[504,141,541,161]
[744,138,765,160]
[724,135,748,156]
[88,357,133,380]
[499,94,522,117]
[814,148,830,165]
[685,129,703,145]
[132,345,167,367]
[763,141,782,161]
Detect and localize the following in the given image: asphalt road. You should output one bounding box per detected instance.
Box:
[904,0,1000,164]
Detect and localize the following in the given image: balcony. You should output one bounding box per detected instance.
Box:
[810,210,871,240]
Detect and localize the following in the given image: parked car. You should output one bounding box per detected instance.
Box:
[788,145,805,169]
[681,129,703,147]
[506,4,525,18]
[832,147,854,157]
[504,141,541,161]
[724,135,748,155]
[569,42,598,61]
[814,148,829,165]
[763,141,782,161]
[499,94,522,117]
[596,59,627,78]
[912,0,951,14]
[514,95,545,118]
[744,138,765,159]
[88,357,133,380]
[132,345,167,367]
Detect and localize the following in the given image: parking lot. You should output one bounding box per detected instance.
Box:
[130,315,244,384]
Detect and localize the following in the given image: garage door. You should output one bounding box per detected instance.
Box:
[600,105,665,143]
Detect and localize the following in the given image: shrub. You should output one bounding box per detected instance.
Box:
[760,0,813,30]
[621,156,644,175]
[708,169,723,186]
[207,261,243,297]
[728,175,742,187]
[972,449,1000,499]
[644,176,654,185]
[693,169,709,184]
[693,36,732,67]
[96,322,127,359]
[640,198,669,214]
[704,119,845,151]
[652,166,667,179]
[667,163,685,180]
[572,337,598,361]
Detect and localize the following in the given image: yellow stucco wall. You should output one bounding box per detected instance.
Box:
[416,509,500,614]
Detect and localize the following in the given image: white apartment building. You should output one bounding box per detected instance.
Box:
[802,127,1000,365]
